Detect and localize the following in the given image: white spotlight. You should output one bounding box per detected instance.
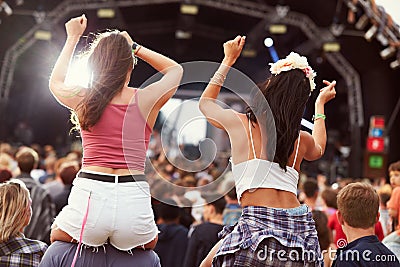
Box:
[264,37,274,48]
[390,58,400,70]
[380,46,396,59]
[364,25,378,42]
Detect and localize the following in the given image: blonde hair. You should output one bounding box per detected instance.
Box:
[0,180,31,242]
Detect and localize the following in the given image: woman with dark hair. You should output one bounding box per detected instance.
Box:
[48,15,183,256]
[199,36,336,266]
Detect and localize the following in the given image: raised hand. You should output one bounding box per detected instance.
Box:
[316,80,336,105]
[223,35,246,66]
[65,14,87,38]
[120,31,134,46]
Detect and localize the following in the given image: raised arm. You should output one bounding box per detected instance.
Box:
[120,32,183,125]
[199,36,246,130]
[304,80,336,160]
[49,15,87,109]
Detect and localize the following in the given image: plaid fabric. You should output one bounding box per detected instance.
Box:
[212,206,322,267]
[0,236,48,267]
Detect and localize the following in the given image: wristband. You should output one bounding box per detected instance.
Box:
[312,114,326,121]
[132,42,141,55]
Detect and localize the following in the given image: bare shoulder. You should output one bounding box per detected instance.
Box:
[300,130,314,146]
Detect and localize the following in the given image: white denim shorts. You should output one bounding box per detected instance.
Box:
[53,171,158,250]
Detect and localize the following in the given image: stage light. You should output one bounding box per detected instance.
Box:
[97,9,115,18]
[34,30,51,40]
[380,46,396,59]
[0,1,13,16]
[175,30,192,39]
[269,24,287,34]
[241,48,257,57]
[264,37,273,48]
[364,25,378,41]
[355,14,369,30]
[65,58,90,88]
[323,42,341,52]
[390,58,400,69]
[180,4,198,15]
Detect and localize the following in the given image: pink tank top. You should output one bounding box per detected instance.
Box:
[81,92,152,171]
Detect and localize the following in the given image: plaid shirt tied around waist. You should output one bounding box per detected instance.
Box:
[0,236,48,267]
[214,205,322,266]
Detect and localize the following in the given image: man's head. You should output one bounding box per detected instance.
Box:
[389,161,400,187]
[337,182,379,229]
[303,179,319,199]
[156,199,181,224]
[16,147,39,173]
[59,162,79,185]
[202,194,226,222]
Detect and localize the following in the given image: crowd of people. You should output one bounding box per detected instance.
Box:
[1,142,400,266]
[1,14,400,267]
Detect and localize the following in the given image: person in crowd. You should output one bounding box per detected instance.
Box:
[39,241,160,267]
[38,155,58,184]
[52,161,79,214]
[321,188,338,217]
[378,184,393,236]
[154,199,188,267]
[328,183,385,244]
[48,14,183,259]
[302,179,320,211]
[332,182,400,266]
[222,185,242,226]
[199,36,335,266]
[42,157,68,200]
[184,194,226,267]
[312,210,335,267]
[0,169,12,183]
[14,147,55,244]
[381,161,400,252]
[0,180,48,266]
[388,161,400,229]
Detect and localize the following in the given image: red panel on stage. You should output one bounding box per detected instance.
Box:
[370,116,385,129]
[366,137,385,152]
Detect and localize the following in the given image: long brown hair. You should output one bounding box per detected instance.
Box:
[72,31,134,131]
[247,69,311,170]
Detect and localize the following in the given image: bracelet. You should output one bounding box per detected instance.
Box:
[132,42,141,55]
[312,114,326,121]
[210,77,224,86]
[209,71,226,86]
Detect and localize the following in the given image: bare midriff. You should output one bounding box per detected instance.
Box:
[81,166,144,176]
[240,188,300,209]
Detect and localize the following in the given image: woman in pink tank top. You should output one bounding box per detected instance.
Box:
[48,15,183,261]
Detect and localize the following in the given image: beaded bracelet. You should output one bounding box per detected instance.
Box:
[210,71,226,86]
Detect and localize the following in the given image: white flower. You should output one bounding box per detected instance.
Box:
[269,52,317,91]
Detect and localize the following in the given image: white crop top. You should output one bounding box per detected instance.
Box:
[231,117,300,202]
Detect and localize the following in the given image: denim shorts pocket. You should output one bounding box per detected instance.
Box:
[130,213,157,236]
[67,186,106,228]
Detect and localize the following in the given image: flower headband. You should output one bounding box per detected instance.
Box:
[269,52,317,91]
